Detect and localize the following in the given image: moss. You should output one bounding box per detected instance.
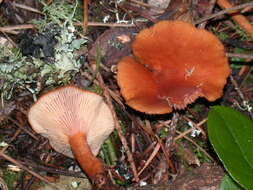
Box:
[159,127,169,138]
[2,170,21,190]
[211,27,229,41]
[101,137,117,166]
[234,23,253,41]
[34,0,81,30]
[86,84,103,95]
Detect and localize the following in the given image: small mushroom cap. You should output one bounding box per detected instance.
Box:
[117,21,230,114]
[28,86,114,158]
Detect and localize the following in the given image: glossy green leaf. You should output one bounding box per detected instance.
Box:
[220,175,243,190]
[208,106,253,190]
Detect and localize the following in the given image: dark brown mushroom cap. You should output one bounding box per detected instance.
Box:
[28,86,114,158]
[117,21,230,114]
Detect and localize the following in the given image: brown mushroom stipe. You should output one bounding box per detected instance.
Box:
[117,21,231,114]
[28,85,114,187]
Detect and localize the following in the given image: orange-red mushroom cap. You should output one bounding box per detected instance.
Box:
[28,86,114,158]
[117,21,230,114]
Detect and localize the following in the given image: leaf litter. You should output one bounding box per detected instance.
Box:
[0,0,252,189]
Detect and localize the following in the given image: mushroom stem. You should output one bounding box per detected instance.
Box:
[69,132,105,181]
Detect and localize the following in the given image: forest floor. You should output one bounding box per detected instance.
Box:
[0,0,253,189]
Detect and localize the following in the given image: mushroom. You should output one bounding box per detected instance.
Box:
[117,21,230,114]
[28,85,115,188]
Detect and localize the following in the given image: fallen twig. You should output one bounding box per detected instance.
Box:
[174,119,207,141]
[12,2,44,15]
[195,2,253,27]
[226,52,253,60]
[230,76,253,118]
[136,142,161,178]
[0,22,136,34]
[0,150,50,184]
[96,72,139,182]
[217,0,253,36]
[175,131,214,161]
[198,0,217,29]
[0,176,9,190]
[7,117,38,140]
[83,0,89,33]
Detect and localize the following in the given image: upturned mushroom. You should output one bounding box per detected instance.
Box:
[28,85,115,188]
[117,20,230,114]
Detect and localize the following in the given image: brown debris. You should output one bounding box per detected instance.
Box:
[1,0,42,25]
[126,163,224,190]
[88,27,137,66]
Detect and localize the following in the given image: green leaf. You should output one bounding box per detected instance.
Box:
[220,175,243,190]
[208,106,253,190]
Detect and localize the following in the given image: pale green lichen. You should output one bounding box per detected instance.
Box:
[33,0,81,31]
[0,0,87,100]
